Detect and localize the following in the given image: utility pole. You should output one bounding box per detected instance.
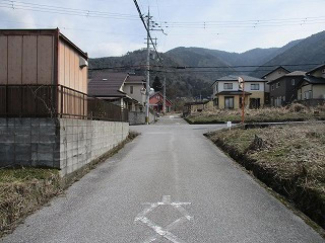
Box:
[163,77,166,113]
[238,77,245,124]
[145,8,151,124]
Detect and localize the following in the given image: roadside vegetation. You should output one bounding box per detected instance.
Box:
[0,131,139,237]
[186,103,325,124]
[206,123,325,230]
[0,168,61,236]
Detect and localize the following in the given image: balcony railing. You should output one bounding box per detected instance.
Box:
[0,85,128,122]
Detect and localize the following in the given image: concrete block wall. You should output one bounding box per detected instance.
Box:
[58,119,129,175]
[0,118,59,168]
[0,118,129,176]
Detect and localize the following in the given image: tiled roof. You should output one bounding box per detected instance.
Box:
[285,71,306,76]
[212,75,265,85]
[306,64,325,75]
[267,71,306,84]
[88,72,127,97]
[125,75,146,84]
[261,66,290,78]
[303,75,325,84]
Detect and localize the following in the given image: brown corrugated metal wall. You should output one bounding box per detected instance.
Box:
[0,34,54,85]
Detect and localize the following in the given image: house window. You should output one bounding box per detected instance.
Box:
[224,97,234,109]
[251,84,260,90]
[214,85,218,93]
[304,90,312,99]
[322,69,325,74]
[224,83,233,90]
[130,86,133,94]
[271,84,274,91]
[291,79,295,85]
[276,82,280,88]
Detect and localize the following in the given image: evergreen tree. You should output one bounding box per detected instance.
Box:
[152,76,162,92]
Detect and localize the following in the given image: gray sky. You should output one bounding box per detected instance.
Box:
[1,0,325,58]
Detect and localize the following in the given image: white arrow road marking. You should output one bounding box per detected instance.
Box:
[135,195,193,243]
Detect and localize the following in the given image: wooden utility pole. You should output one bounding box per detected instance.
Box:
[145,8,151,124]
[163,77,166,113]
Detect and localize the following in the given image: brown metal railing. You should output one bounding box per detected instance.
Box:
[0,85,128,122]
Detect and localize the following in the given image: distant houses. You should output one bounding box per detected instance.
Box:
[149,91,172,113]
[206,65,325,110]
[211,75,267,109]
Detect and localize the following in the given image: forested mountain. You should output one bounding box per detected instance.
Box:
[89,30,325,99]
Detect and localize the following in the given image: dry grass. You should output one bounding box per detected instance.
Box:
[186,104,325,124]
[0,168,61,236]
[207,123,325,228]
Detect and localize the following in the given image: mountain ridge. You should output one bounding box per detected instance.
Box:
[89,30,325,99]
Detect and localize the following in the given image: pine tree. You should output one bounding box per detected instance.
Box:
[152,76,163,92]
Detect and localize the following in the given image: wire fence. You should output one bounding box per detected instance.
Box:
[0,84,128,122]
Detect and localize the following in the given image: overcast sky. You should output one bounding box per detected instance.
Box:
[0,0,325,58]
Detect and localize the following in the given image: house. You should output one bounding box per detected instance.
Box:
[268,71,306,107]
[262,66,290,105]
[88,72,145,112]
[149,92,172,113]
[183,100,213,116]
[212,75,267,109]
[122,74,146,111]
[0,28,89,117]
[296,64,325,105]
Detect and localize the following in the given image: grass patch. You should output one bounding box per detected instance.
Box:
[0,168,61,236]
[206,123,325,232]
[186,103,325,124]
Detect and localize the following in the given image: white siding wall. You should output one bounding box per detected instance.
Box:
[215,81,265,92]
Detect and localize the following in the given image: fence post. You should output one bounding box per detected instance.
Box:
[60,86,63,118]
[5,85,8,118]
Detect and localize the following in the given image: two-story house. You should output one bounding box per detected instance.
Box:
[122,73,146,111]
[212,75,266,109]
[262,66,290,105]
[88,72,145,111]
[296,64,325,104]
[268,71,306,107]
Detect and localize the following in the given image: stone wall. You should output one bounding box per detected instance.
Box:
[0,118,129,175]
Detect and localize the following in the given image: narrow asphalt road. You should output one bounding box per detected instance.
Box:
[2,115,324,243]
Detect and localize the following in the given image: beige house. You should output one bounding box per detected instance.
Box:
[122,74,146,111]
[212,75,267,109]
[297,64,325,102]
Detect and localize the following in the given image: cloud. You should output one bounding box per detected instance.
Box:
[89,42,144,57]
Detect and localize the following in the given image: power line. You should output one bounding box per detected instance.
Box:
[150,63,321,69]
[88,63,323,72]
[0,0,139,20]
[132,0,160,59]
